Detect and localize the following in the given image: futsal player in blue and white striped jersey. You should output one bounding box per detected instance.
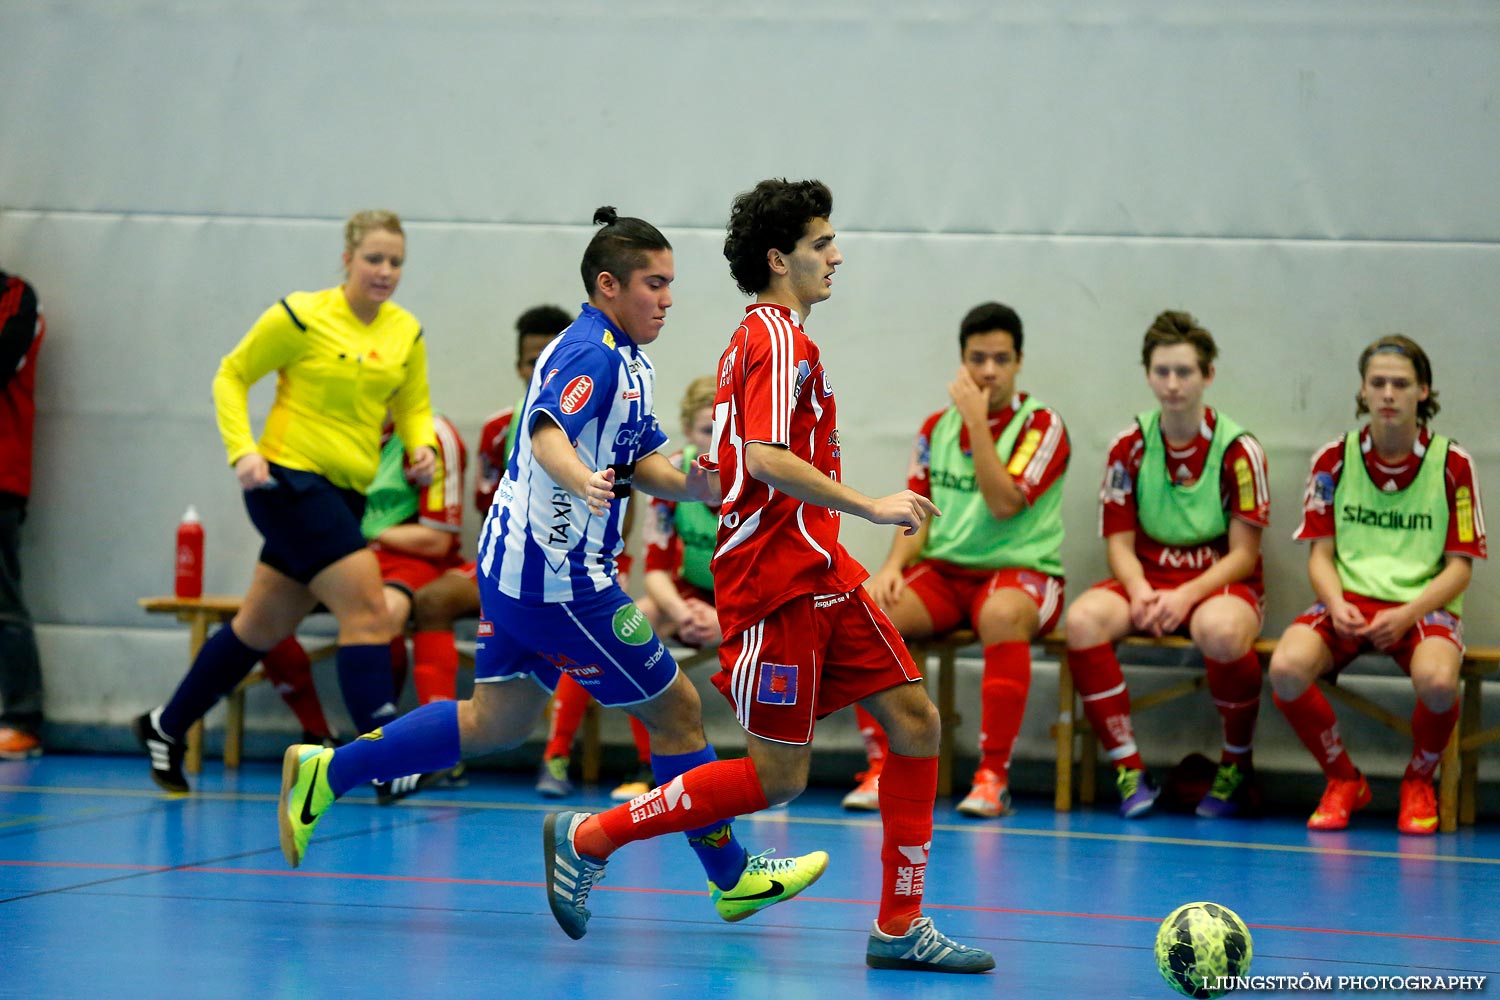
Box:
[278,207,827,929]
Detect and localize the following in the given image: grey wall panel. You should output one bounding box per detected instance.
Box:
[5,210,1494,641]
[3,3,1497,239]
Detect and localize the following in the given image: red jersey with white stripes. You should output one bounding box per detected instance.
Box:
[1099,407,1270,582]
[705,303,867,638]
[1294,426,1487,559]
[906,393,1069,502]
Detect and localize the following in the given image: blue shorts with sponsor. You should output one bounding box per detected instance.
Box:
[472,580,677,706]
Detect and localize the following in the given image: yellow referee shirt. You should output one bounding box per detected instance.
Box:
[213,286,437,493]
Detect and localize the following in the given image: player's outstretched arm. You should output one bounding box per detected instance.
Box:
[745,442,939,534]
[634,450,718,503]
[532,421,615,516]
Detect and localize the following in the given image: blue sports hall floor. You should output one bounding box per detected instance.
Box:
[2,753,1497,999]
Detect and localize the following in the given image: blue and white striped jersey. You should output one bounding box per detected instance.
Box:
[477,304,668,603]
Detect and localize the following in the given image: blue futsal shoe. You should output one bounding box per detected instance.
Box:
[866,916,996,973]
[543,810,606,939]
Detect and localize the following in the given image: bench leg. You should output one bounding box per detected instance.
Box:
[1459,672,1482,826]
[1438,723,1460,834]
[936,648,957,799]
[224,667,263,771]
[1080,729,1098,805]
[1054,653,1074,812]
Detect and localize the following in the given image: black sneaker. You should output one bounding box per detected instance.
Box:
[374,767,463,806]
[134,708,189,794]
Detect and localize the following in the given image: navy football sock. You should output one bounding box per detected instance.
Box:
[652,746,748,890]
[336,643,399,736]
[159,625,264,740]
[326,700,461,797]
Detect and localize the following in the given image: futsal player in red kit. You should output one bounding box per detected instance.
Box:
[543,179,995,973]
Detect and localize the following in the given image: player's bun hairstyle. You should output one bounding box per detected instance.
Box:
[1356,334,1440,423]
[723,179,833,296]
[344,209,404,254]
[514,304,573,359]
[959,302,1024,355]
[580,206,671,296]
[680,374,719,429]
[1141,310,1217,376]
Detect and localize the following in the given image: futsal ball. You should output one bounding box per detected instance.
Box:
[1154,901,1253,998]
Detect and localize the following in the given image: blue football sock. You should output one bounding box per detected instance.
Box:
[652,746,748,890]
[159,625,264,740]
[336,643,399,736]
[326,700,461,797]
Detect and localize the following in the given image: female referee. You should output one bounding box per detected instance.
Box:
[136,209,438,794]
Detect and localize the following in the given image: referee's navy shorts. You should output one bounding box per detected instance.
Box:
[243,463,368,584]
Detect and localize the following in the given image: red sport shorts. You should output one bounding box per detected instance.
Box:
[713,588,921,745]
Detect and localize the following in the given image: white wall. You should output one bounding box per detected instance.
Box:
[2,2,1496,764]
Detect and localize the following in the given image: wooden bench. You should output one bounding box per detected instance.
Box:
[914,625,1498,833]
[140,594,720,784]
[1048,635,1500,834]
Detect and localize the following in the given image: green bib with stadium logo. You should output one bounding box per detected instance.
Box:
[360,431,418,541]
[1332,431,1459,614]
[1135,409,1246,548]
[673,445,718,593]
[921,397,1065,575]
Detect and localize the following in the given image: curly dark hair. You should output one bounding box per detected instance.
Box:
[580,206,671,296]
[723,179,833,295]
[1356,334,1440,423]
[1141,310,1217,376]
[513,304,572,359]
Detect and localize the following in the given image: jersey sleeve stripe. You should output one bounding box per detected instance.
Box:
[1238,434,1271,506]
[278,298,307,331]
[1020,416,1063,488]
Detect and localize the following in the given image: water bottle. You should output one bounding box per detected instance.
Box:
[175,505,205,598]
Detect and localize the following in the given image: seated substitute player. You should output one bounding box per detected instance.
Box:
[847,301,1069,818]
[1063,310,1270,819]
[540,179,994,973]
[258,412,467,801]
[638,374,723,653]
[1269,335,1485,834]
[279,207,825,925]
[601,373,725,803]
[403,305,570,714]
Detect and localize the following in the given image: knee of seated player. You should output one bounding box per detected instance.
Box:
[1409,649,1460,712]
[974,591,1039,644]
[1064,591,1126,648]
[1268,636,1322,700]
[1190,616,1257,663]
[412,576,477,631]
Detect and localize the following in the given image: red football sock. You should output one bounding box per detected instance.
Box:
[412,630,459,704]
[853,704,889,773]
[1204,650,1262,765]
[876,751,938,935]
[1405,700,1459,781]
[629,715,652,764]
[1274,686,1358,780]
[545,675,590,760]
[1068,642,1143,771]
[578,756,769,860]
[978,641,1030,781]
[259,637,332,739]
